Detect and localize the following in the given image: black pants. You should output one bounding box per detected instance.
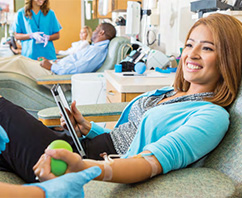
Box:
[0,98,117,183]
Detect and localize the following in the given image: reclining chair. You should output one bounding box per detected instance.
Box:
[0,80,241,197]
[0,36,131,118]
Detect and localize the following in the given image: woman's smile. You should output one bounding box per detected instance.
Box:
[186,62,203,71]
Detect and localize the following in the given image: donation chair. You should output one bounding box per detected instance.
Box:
[0,36,131,117]
[0,72,57,118]
[36,36,131,85]
[0,81,241,197]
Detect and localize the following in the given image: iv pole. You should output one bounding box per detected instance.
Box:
[0,4,9,47]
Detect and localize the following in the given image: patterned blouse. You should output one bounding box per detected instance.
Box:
[110,91,213,155]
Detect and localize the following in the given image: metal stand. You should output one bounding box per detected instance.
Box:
[0,12,8,47]
[190,0,242,18]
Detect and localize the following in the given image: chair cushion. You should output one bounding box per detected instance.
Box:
[0,171,25,184]
[0,167,235,197]
[204,84,242,187]
[97,37,130,72]
[84,168,235,198]
[0,72,56,111]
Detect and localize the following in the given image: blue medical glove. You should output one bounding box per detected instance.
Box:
[27,166,101,198]
[43,34,50,47]
[0,125,9,154]
[30,32,45,43]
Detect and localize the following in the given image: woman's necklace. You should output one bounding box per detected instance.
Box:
[32,11,41,31]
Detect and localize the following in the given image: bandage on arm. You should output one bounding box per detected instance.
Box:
[83,156,114,181]
[100,152,162,181]
[82,152,163,183]
[133,152,162,178]
[100,153,114,181]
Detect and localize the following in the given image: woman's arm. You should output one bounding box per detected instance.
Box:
[34,149,162,184]
[83,152,163,183]
[14,32,31,41]
[14,32,60,41]
[49,32,60,41]
[0,183,45,198]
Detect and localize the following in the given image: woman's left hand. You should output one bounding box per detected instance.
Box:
[43,34,50,47]
[33,149,84,182]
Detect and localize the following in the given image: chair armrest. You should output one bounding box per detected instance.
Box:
[36,75,72,85]
[38,102,128,127]
[56,54,68,59]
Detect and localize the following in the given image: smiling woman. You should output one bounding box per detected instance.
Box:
[175,13,242,107]
[0,14,241,187]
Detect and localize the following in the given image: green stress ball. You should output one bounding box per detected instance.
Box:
[48,140,73,176]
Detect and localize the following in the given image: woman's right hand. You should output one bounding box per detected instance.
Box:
[60,101,91,137]
[33,148,85,182]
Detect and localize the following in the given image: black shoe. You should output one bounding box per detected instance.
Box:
[9,43,18,55]
[10,36,17,49]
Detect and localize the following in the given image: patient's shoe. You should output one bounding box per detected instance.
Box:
[10,36,17,49]
[9,44,19,55]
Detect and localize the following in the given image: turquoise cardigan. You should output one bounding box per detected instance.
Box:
[86,87,229,174]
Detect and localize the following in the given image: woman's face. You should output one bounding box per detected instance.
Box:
[181,24,220,92]
[32,0,45,7]
[80,28,88,40]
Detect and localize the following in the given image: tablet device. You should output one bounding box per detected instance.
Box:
[51,84,86,157]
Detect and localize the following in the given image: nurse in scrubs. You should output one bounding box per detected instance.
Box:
[13,0,62,60]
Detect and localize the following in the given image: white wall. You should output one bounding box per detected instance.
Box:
[140,0,195,56]
[153,0,239,56]
[111,0,195,57]
[158,0,195,56]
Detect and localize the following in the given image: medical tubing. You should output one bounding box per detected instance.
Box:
[121,43,133,60]
[101,153,114,181]
[147,30,156,46]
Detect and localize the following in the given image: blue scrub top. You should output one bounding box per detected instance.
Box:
[14,8,62,60]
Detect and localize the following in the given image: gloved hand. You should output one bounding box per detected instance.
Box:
[29,32,44,43]
[0,125,9,154]
[43,34,50,47]
[27,166,101,198]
